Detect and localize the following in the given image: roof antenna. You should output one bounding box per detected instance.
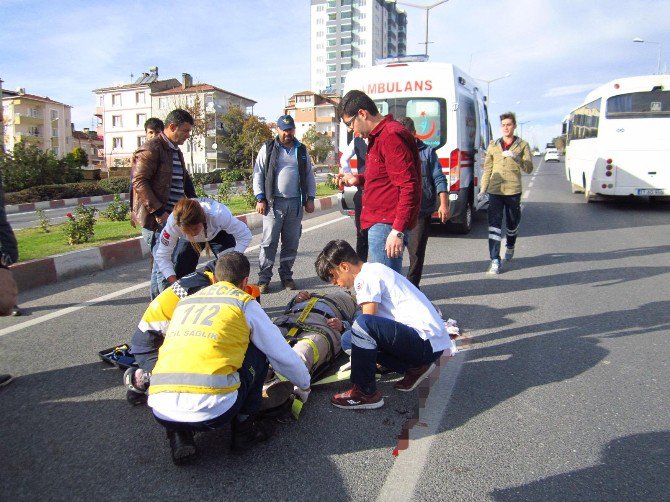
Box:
[130,73,134,82]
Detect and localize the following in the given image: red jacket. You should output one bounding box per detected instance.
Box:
[359,115,421,232]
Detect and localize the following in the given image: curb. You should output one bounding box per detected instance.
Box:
[5,182,222,215]
[10,194,339,292]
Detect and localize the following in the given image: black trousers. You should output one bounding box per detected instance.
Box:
[407,215,431,287]
[353,187,368,262]
[487,193,521,261]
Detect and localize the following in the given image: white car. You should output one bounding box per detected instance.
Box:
[544,149,560,162]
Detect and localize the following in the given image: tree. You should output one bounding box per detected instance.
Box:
[70,147,89,167]
[220,106,247,170]
[240,115,273,170]
[0,142,61,191]
[301,125,334,164]
[240,115,273,204]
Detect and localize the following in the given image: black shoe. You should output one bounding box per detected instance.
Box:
[126,389,148,406]
[168,430,197,465]
[0,374,14,388]
[11,306,22,316]
[231,415,274,453]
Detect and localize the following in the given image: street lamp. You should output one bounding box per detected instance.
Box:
[633,37,663,74]
[396,0,450,57]
[518,120,530,138]
[476,73,511,104]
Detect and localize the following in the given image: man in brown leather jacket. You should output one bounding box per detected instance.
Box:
[132,109,197,298]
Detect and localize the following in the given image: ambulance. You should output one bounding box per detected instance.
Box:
[338,58,492,233]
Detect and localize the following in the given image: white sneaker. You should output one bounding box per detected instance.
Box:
[486,259,501,275]
[505,247,515,261]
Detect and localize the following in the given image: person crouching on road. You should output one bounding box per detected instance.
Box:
[315,240,457,410]
[479,112,534,275]
[153,197,252,293]
[148,252,311,465]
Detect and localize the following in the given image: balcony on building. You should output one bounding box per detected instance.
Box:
[13,113,42,126]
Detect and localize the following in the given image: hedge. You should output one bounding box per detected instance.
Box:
[5,177,130,205]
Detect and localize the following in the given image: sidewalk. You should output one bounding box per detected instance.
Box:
[10,194,339,292]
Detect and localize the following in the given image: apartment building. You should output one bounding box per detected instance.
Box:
[93,67,180,171]
[310,0,407,94]
[71,126,104,169]
[2,88,74,157]
[284,90,340,148]
[151,74,256,172]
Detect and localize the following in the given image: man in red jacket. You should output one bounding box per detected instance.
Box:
[336,90,421,273]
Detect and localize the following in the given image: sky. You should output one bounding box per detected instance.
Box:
[1,0,669,149]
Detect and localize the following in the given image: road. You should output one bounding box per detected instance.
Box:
[7,172,332,230]
[1,159,668,501]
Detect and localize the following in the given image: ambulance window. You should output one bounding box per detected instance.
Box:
[406,99,443,149]
[372,98,446,149]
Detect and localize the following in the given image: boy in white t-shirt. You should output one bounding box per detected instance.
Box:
[315,240,457,410]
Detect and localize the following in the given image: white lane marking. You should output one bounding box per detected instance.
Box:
[522,191,530,199]
[0,215,350,338]
[376,352,466,502]
[528,181,534,188]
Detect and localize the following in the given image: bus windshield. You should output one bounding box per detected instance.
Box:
[374,97,447,149]
[606,89,670,118]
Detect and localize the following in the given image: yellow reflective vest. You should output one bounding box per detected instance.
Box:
[149,281,254,395]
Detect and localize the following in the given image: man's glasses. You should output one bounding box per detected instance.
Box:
[343,114,357,130]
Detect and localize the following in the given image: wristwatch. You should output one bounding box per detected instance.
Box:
[392,229,404,239]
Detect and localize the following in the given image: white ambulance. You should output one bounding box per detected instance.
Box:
[338,59,492,233]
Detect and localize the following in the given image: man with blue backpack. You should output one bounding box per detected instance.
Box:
[398,117,449,288]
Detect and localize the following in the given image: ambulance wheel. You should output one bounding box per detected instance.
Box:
[452,201,473,234]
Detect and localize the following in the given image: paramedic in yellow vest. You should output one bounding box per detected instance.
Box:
[147,252,311,465]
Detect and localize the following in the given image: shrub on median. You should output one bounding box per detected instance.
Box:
[64,204,98,245]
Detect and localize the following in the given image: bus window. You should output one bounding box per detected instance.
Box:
[606,89,670,118]
[373,98,447,149]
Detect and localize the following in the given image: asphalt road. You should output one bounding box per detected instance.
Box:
[1,159,668,501]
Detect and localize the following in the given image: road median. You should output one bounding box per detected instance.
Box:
[11,194,339,292]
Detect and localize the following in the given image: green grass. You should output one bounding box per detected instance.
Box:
[17,219,143,261]
[16,183,339,262]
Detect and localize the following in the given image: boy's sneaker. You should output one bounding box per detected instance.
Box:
[394,363,437,392]
[331,384,384,410]
[486,259,501,275]
[167,430,197,465]
[504,247,515,261]
[231,415,274,452]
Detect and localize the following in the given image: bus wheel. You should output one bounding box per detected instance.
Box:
[452,201,473,234]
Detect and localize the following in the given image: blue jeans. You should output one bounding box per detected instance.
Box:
[487,193,521,261]
[153,343,269,433]
[258,197,303,284]
[366,223,409,274]
[350,314,442,394]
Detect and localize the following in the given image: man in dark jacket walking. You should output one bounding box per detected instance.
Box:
[399,117,449,287]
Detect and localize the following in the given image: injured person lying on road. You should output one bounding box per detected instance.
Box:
[124,260,358,414]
